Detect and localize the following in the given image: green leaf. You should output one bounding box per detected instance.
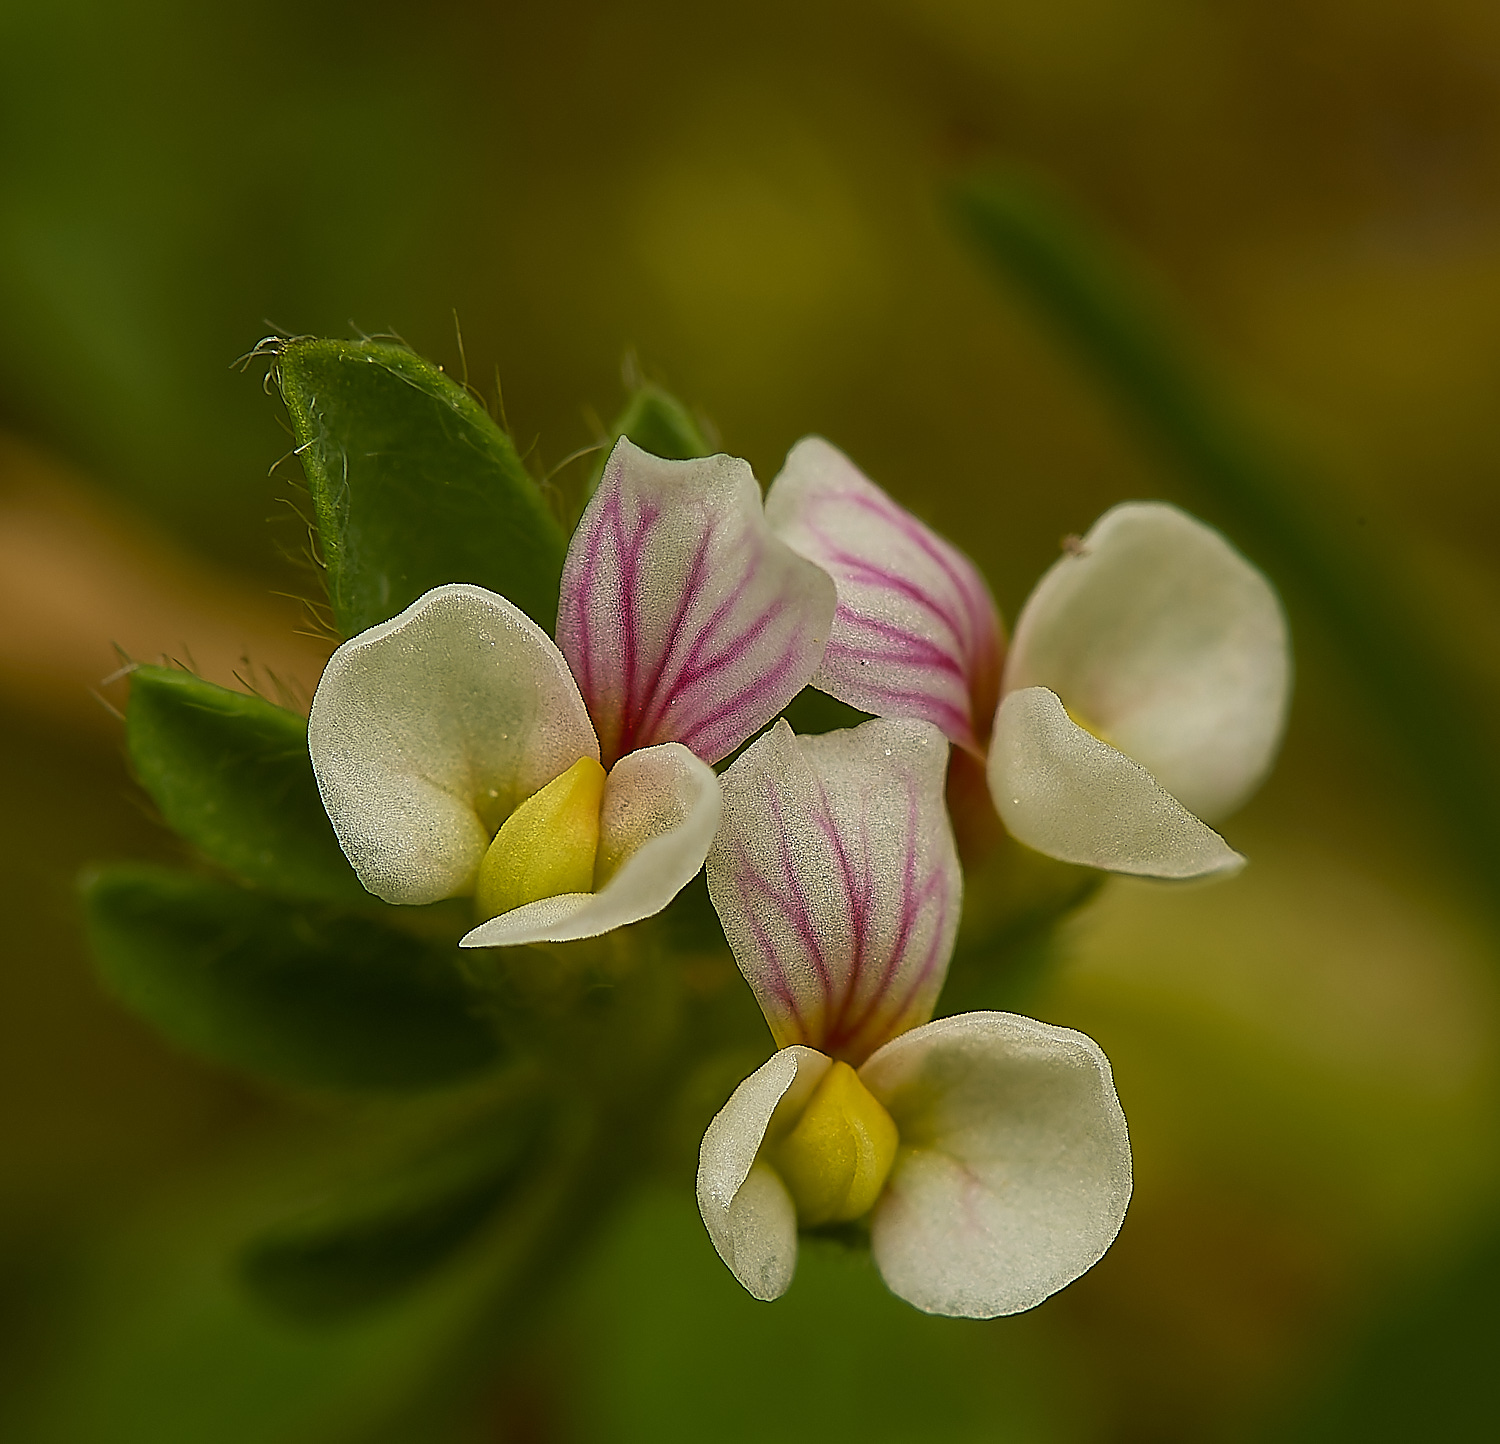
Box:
[610,382,710,461]
[126,665,364,903]
[277,338,566,637]
[82,866,500,1091]
[240,1101,548,1323]
[587,381,712,498]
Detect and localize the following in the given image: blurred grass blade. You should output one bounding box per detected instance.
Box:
[82,866,500,1091]
[126,665,364,903]
[586,381,711,497]
[954,170,1500,893]
[241,1102,548,1324]
[278,338,566,637]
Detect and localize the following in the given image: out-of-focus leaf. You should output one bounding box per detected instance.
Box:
[241,1100,548,1323]
[563,1186,1090,1444]
[278,338,566,637]
[586,381,711,498]
[953,169,1500,905]
[656,872,729,957]
[126,665,363,903]
[939,830,1101,1014]
[81,866,499,1091]
[0,1136,508,1444]
[1250,1218,1500,1441]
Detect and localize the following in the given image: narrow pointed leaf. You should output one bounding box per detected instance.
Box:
[241,1102,548,1322]
[126,666,364,903]
[278,338,566,636]
[610,382,710,462]
[587,382,711,498]
[82,866,500,1091]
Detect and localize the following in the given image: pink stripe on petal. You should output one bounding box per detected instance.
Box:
[706,718,961,1065]
[557,440,837,767]
[765,438,1004,754]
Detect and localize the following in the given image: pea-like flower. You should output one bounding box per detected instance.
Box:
[307,439,836,947]
[697,717,1132,1316]
[765,438,1290,879]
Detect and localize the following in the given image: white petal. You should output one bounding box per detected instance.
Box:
[308,585,597,905]
[1005,502,1289,820]
[696,1046,831,1300]
[765,437,1003,753]
[556,438,837,767]
[707,718,960,1064]
[860,1011,1132,1319]
[460,743,720,947]
[989,687,1243,879]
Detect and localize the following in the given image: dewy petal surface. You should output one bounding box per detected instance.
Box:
[707,718,960,1065]
[989,687,1243,879]
[557,438,837,767]
[696,1045,831,1301]
[861,1011,1132,1319]
[1005,502,1290,820]
[461,742,720,947]
[766,437,1003,754]
[308,585,597,905]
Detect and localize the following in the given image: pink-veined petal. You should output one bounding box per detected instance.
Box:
[765,437,1003,754]
[460,742,720,947]
[696,1046,831,1301]
[557,438,837,767]
[706,718,960,1065]
[861,1011,1132,1319]
[308,584,597,906]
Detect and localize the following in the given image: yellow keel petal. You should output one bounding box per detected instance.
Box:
[475,756,606,920]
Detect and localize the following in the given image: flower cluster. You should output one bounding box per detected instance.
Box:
[307,433,1289,1317]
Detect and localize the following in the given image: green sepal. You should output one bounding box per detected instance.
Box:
[81,866,500,1092]
[125,665,363,903]
[240,1100,548,1323]
[586,381,711,498]
[277,338,566,636]
[778,686,873,737]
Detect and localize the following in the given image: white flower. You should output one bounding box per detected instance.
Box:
[307,439,836,946]
[765,438,1290,879]
[698,718,1132,1316]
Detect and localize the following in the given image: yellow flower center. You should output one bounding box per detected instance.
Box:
[475,756,606,921]
[770,1060,899,1227]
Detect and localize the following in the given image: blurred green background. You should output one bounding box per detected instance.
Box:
[3,1,1500,1439]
